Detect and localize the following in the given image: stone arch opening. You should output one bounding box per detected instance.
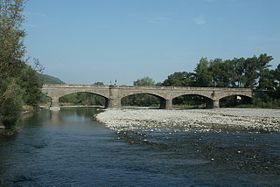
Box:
[39,93,52,107]
[121,93,165,109]
[172,94,213,109]
[58,92,109,108]
[219,94,252,108]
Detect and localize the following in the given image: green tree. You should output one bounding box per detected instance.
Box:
[0,0,25,128]
[0,79,23,129]
[195,58,212,87]
[20,65,43,106]
[133,76,155,86]
[257,54,273,89]
[0,0,25,81]
[162,72,195,87]
[273,64,280,99]
[242,56,259,88]
[93,81,104,86]
[0,0,43,129]
[257,68,275,90]
[231,58,245,87]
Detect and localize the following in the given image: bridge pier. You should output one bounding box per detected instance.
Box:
[108,86,122,108]
[212,99,220,108]
[160,99,173,110]
[165,99,173,110]
[108,98,122,108]
[50,97,60,111]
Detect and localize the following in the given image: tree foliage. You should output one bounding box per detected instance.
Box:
[0,79,23,129]
[161,54,279,107]
[0,0,25,81]
[194,58,212,87]
[0,0,43,128]
[162,72,195,87]
[133,76,155,87]
[163,54,276,89]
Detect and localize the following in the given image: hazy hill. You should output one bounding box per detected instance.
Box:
[39,74,65,84]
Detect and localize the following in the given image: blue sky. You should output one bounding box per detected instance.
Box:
[23,0,280,85]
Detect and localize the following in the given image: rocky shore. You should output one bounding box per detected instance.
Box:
[95,108,280,133]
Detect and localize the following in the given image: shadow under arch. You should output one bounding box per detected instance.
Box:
[219,94,252,108]
[58,92,109,108]
[172,94,213,109]
[121,93,165,109]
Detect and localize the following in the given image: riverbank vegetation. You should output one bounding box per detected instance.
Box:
[0,0,43,130]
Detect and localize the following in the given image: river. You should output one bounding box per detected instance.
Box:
[0,108,279,186]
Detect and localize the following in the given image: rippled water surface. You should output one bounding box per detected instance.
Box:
[0,108,280,186]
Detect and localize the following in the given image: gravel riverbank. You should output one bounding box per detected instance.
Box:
[95,108,280,133]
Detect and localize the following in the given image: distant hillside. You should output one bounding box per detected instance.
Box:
[39,74,65,84]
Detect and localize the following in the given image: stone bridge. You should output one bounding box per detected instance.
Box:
[42,84,253,111]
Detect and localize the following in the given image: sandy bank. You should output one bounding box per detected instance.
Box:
[96,108,280,132]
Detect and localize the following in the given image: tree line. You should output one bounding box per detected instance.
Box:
[126,55,279,108]
[61,55,280,108]
[162,54,278,89]
[160,55,280,107]
[0,0,42,129]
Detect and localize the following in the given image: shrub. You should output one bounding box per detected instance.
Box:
[0,79,23,129]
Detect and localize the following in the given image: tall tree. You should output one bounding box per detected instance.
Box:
[0,0,25,81]
[231,58,245,87]
[242,56,258,88]
[273,64,280,99]
[257,54,273,89]
[0,0,43,128]
[195,58,212,87]
[162,72,195,87]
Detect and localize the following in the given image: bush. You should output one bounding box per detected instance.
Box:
[0,79,23,129]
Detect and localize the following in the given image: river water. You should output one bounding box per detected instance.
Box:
[0,108,279,186]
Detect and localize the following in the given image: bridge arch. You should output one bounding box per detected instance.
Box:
[219,94,252,108]
[58,91,109,108]
[171,93,212,101]
[57,90,109,100]
[171,94,213,109]
[43,89,110,110]
[217,92,252,101]
[119,90,167,101]
[120,92,167,109]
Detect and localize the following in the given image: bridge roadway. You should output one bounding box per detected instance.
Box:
[42,84,253,111]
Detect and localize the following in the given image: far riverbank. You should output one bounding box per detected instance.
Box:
[96,108,280,133]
